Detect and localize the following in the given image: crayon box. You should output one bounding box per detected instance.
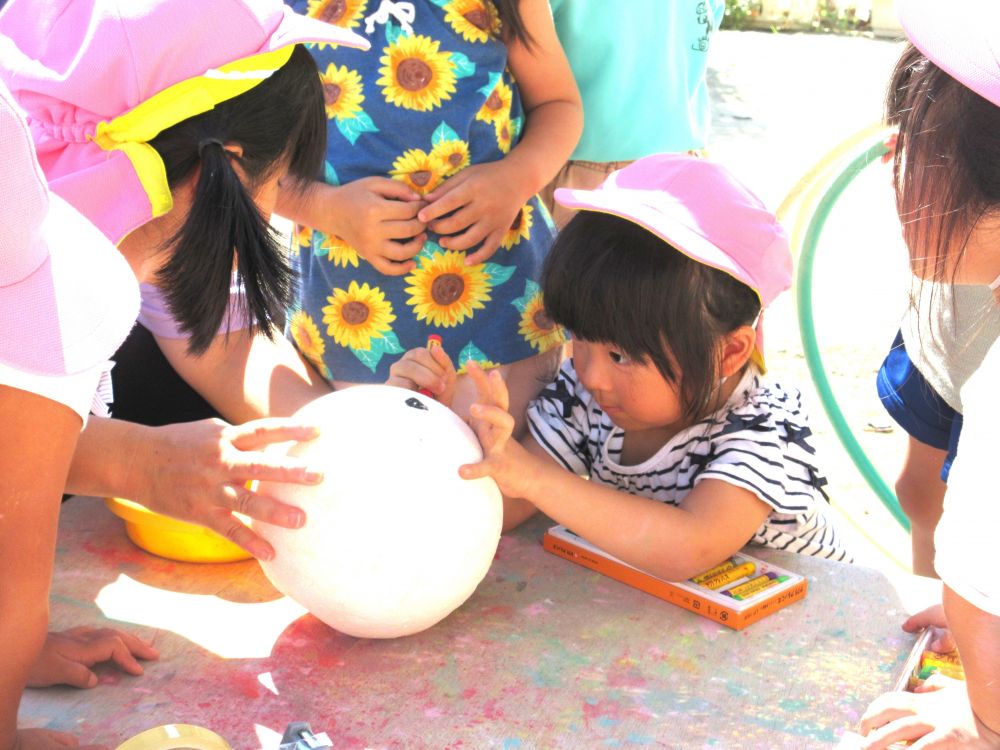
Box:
[892,627,965,692]
[542,525,807,630]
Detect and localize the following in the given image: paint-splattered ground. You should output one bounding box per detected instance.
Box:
[23,497,938,749]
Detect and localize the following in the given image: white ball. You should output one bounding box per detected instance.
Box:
[254,385,502,638]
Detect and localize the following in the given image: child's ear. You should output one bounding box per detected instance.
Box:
[718,325,756,378]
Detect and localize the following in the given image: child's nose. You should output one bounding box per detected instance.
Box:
[577,356,609,393]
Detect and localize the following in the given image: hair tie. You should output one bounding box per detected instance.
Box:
[197,138,225,158]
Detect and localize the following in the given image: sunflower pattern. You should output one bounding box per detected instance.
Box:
[378,33,459,112]
[306,0,369,49]
[443,0,500,43]
[314,230,361,268]
[512,280,566,353]
[287,0,558,381]
[501,203,533,250]
[289,310,334,380]
[390,147,447,195]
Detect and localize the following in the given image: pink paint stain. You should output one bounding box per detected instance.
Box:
[230,671,260,699]
[424,706,445,718]
[698,619,724,642]
[581,698,624,729]
[461,688,477,700]
[481,699,504,720]
[521,601,549,617]
[480,605,515,619]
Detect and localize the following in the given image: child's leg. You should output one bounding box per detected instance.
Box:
[895,435,946,577]
[876,331,958,577]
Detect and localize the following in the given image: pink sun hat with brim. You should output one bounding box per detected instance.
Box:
[0,79,139,376]
[554,154,792,372]
[0,0,369,246]
[896,0,1000,108]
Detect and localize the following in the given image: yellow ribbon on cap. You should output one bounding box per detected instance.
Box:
[114,723,232,750]
[92,46,295,223]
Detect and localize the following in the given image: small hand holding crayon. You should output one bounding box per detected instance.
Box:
[27,626,159,689]
[858,673,982,749]
[458,362,539,499]
[386,335,457,406]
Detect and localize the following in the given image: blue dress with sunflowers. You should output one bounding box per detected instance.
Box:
[285,0,564,382]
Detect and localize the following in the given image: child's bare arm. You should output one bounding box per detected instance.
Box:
[460,366,772,581]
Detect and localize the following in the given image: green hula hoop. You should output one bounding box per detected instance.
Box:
[796,138,912,532]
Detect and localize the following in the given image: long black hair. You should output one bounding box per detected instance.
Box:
[493,0,533,48]
[886,43,1000,284]
[150,44,325,355]
[542,211,761,422]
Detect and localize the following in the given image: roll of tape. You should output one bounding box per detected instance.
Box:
[114,724,232,750]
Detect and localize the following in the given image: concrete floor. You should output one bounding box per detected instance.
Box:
[706,29,917,573]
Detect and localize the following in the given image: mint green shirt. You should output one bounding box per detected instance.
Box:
[550,0,725,161]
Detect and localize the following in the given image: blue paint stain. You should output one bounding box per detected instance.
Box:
[502,739,522,749]
[597,716,619,728]
[625,734,656,745]
[726,682,750,698]
[778,698,809,712]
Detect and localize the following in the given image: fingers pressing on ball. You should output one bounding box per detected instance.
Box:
[387,340,457,405]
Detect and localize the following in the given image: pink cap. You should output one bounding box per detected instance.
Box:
[555,154,792,369]
[897,0,1000,108]
[0,79,139,376]
[0,0,369,244]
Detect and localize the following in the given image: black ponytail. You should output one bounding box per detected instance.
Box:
[150,44,325,355]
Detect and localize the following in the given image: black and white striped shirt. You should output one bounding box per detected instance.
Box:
[527,361,852,562]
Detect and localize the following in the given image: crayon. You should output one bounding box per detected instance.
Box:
[417,335,444,398]
[921,649,962,666]
[690,558,737,585]
[726,573,789,601]
[698,561,756,590]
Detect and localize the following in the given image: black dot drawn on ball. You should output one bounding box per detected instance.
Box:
[405,397,429,411]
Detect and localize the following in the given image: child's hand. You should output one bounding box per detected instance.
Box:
[329,177,428,276]
[903,604,957,653]
[859,673,987,748]
[418,162,528,266]
[26,627,159,689]
[459,363,536,499]
[386,343,457,407]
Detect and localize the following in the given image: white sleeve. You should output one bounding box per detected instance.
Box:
[0,359,109,425]
[934,342,1000,616]
[138,273,250,339]
[526,361,593,476]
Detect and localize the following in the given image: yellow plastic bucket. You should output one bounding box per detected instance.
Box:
[105,497,252,563]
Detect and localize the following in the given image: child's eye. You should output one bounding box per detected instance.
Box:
[609,350,632,365]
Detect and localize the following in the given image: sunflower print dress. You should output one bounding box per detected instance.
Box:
[285,0,564,382]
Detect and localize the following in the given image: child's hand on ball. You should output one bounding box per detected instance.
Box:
[459,363,537,499]
[387,342,457,406]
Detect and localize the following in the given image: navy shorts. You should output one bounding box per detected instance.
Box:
[876,331,963,482]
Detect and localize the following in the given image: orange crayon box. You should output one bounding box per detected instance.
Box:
[542,525,807,630]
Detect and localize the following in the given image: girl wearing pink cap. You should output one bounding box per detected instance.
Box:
[858,0,1000,746]
[0,0,371,563]
[0,81,161,750]
[404,154,851,585]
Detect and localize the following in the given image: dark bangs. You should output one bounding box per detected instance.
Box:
[542,211,760,421]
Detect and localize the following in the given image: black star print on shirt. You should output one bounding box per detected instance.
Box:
[781,419,816,455]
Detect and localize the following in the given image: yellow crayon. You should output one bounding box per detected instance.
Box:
[699,561,756,590]
[921,659,965,680]
[691,559,737,585]
[725,573,779,599]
